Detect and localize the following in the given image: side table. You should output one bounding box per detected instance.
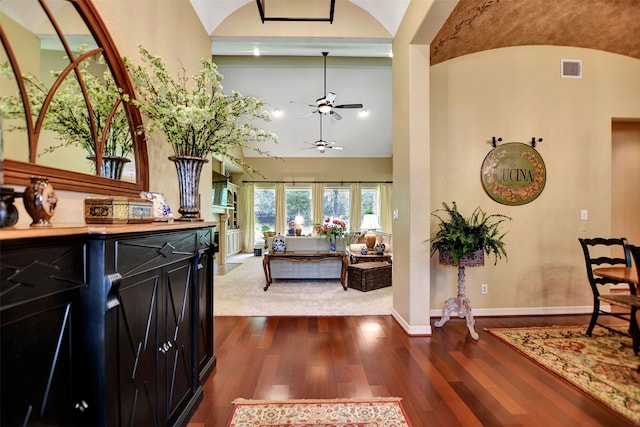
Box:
[349,252,392,265]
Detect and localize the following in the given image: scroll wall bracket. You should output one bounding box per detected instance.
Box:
[531,137,543,147]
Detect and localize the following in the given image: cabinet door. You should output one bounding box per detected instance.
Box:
[196,242,215,380]
[163,263,193,423]
[111,270,160,427]
[0,239,86,427]
[106,230,198,426]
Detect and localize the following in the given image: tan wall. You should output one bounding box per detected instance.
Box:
[234,156,392,183]
[429,46,640,312]
[213,0,390,38]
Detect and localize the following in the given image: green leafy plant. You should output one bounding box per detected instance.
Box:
[1,47,133,159]
[123,45,278,175]
[429,201,510,266]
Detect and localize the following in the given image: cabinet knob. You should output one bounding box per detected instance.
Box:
[75,401,89,412]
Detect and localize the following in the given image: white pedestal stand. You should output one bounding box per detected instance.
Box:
[434,265,479,340]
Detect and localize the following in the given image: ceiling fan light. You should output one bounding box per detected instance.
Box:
[318,103,332,113]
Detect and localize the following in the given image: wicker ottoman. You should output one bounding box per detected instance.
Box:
[348,262,392,292]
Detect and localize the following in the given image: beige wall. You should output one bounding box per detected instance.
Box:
[234,156,392,183]
[429,46,640,314]
[213,0,390,38]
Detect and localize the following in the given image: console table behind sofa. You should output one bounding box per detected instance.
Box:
[263,237,348,290]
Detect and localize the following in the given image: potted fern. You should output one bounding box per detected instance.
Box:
[429,201,510,267]
[429,201,510,340]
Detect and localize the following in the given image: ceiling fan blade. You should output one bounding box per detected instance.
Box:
[330,146,344,150]
[290,101,316,107]
[329,110,342,120]
[334,103,363,109]
[325,92,337,103]
[301,110,318,118]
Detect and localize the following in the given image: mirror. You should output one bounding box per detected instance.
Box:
[1,0,148,197]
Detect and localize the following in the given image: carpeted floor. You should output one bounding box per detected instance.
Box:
[214,254,393,316]
[227,398,412,427]
[486,324,640,425]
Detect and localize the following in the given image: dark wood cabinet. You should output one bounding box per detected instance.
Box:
[0,236,88,427]
[0,224,216,427]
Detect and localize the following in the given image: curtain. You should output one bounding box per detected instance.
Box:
[275,183,285,235]
[349,182,362,233]
[241,183,255,252]
[379,183,393,250]
[312,183,324,235]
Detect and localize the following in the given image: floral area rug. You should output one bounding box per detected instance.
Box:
[486,325,640,424]
[227,397,412,427]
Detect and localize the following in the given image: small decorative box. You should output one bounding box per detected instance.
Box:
[84,197,153,224]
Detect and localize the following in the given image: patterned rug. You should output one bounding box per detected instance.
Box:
[227,397,412,427]
[486,325,640,424]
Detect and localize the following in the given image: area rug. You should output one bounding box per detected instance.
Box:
[227,397,412,427]
[214,254,392,316]
[486,325,640,424]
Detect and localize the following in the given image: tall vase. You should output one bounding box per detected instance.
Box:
[169,155,208,221]
[87,155,130,180]
[329,235,337,253]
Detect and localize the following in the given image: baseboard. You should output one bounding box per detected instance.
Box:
[391,306,594,336]
[428,305,594,318]
[391,308,432,336]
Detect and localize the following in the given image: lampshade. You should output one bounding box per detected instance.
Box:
[360,214,380,231]
[294,214,305,225]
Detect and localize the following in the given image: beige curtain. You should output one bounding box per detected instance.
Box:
[312,183,324,234]
[241,183,254,252]
[350,182,362,233]
[380,183,392,233]
[275,183,286,235]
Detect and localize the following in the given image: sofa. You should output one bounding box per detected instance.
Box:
[265,236,346,280]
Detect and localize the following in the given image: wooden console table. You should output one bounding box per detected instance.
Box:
[262,251,349,291]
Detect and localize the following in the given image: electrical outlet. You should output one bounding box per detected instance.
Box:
[580,209,588,221]
[481,284,488,294]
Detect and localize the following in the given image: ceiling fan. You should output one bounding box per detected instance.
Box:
[291,51,363,121]
[301,115,344,153]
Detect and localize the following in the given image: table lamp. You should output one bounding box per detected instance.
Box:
[361,214,380,250]
[294,214,304,236]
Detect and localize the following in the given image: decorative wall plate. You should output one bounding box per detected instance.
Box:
[481,142,546,205]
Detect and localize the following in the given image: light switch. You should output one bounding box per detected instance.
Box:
[393,209,399,220]
[580,209,588,221]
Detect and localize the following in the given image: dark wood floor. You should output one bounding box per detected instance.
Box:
[187,314,635,427]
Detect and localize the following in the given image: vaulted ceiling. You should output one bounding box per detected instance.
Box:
[193,0,639,160]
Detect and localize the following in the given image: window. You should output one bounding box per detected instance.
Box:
[361,187,379,217]
[254,187,275,235]
[323,187,350,225]
[285,188,312,235]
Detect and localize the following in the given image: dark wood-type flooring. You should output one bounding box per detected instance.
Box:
[187,314,636,427]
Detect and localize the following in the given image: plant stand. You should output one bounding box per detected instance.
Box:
[434,265,479,340]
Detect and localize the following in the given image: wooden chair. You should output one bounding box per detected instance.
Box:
[578,237,633,336]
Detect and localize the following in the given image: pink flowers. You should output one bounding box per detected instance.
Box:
[315,217,348,239]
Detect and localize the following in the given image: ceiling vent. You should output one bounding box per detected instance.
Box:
[561,59,582,78]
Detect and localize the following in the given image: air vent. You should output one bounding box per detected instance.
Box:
[561,59,582,78]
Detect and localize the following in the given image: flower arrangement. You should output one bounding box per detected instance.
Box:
[122,45,278,174]
[315,217,348,240]
[0,46,133,159]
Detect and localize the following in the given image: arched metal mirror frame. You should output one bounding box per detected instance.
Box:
[1,0,149,197]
